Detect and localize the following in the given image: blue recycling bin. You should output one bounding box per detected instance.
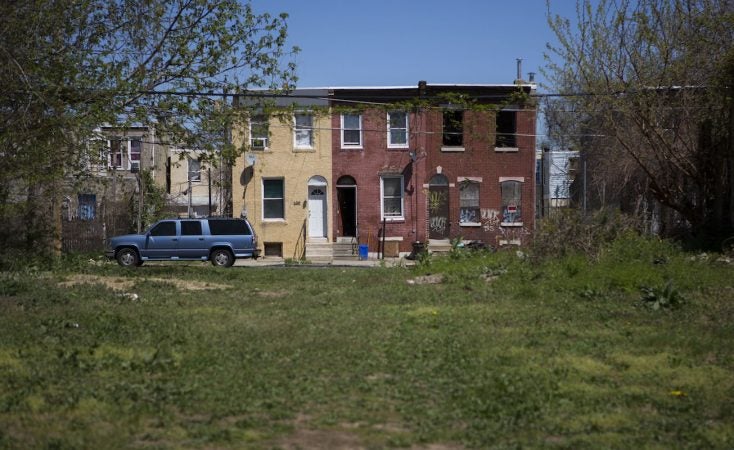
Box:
[358,244,369,260]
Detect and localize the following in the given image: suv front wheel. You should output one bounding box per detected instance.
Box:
[210,248,234,267]
[116,248,140,267]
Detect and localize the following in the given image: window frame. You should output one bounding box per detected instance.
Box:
[495,110,518,150]
[181,220,203,236]
[341,113,363,149]
[387,111,409,148]
[108,138,125,169]
[442,110,464,150]
[249,113,269,150]
[187,157,201,182]
[380,175,405,221]
[294,112,314,150]
[459,180,481,226]
[500,179,523,226]
[262,178,285,221]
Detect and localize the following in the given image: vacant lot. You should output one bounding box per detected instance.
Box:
[1,240,733,449]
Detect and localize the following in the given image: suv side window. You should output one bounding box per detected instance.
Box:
[208,219,251,235]
[150,221,177,236]
[181,220,202,236]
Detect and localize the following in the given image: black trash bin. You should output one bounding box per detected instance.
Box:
[406,241,425,260]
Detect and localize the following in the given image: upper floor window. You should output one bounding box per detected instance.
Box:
[263,178,285,220]
[341,113,362,148]
[250,114,269,149]
[294,113,314,149]
[188,157,201,182]
[495,110,517,148]
[459,180,480,225]
[381,175,404,220]
[130,139,141,162]
[442,110,463,147]
[388,111,408,148]
[130,139,142,171]
[501,179,523,225]
[109,139,124,169]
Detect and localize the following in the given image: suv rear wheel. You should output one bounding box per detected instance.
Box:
[210,248,234,267]
[116,247,139,267]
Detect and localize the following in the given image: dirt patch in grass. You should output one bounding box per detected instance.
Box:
[59,274,232,291]
[407,274,445,285]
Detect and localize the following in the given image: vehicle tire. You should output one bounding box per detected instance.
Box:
[116,248,139,267]
[210,248,234,267]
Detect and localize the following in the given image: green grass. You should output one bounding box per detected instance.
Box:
[1,240,733,449]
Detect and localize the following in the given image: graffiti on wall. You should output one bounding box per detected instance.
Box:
[430,216,448,234]
[428,191,446,214]
[481,208,501,232]
[479,208,529,245]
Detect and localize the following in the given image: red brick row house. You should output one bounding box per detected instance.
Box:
[329,82,536,257]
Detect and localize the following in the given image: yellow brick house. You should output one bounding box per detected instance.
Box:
[232,90,332,261]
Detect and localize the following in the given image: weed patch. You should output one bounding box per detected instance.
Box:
[0,244,733,448]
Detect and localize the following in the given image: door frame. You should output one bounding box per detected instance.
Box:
[336,175,358,239]
[428,174,450,240]
[307,176,328,240]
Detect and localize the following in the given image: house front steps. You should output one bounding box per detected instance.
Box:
[333,240,359,260]
[428,239,452,255]
[305,240,333,263]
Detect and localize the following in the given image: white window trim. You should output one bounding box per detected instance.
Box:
[458,178,481,227]
[262,178,285,221]
[187,156,201,183]
[380,175,404,221]
[249,115,269,150]
[500,177,524,226]
[387,111,409,149]
[494,146,520,152]
[341,113,363,149]
[108,138,128,170]
[129,139,142,172]
[293,112,314,150]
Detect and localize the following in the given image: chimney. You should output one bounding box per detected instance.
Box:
[418,80,427,98]
[528,72,536,83]
[516,59,523,83]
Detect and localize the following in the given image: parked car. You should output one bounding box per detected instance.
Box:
[105,218,260,267]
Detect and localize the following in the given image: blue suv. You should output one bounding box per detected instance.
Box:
[105,218,259,267]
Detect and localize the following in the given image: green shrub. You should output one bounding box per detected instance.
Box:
[532,209,640,260]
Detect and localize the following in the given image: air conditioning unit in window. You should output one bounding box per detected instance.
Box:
[251,137,268,149]
[130,161,140,173]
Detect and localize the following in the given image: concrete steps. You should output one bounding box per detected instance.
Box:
[305,241,333,263]
[333,241,359,260]
[428,239,452,255]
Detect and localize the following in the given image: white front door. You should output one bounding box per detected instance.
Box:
[308,187,326,238]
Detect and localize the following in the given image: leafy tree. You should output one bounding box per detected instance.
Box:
[0,0,297,258]
[545,0,734,245]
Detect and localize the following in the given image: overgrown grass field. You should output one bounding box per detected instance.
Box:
[1,236,733,449]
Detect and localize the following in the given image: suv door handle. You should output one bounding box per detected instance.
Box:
[172,238,178,241]
[198,238,204,241]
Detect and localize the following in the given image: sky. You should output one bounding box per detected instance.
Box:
[254,0,580,90]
